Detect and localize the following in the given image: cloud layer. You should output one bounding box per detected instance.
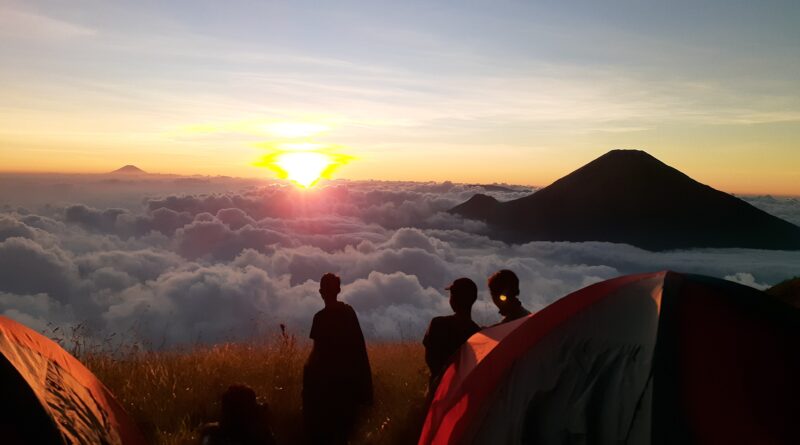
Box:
[1,174,798,347]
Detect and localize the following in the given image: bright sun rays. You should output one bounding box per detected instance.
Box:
[257,150,353,188]
[273,152,335,188]
[182,117,354,188]
[253,120,353,188]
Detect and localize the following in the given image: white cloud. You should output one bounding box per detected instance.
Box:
[0,174,798,346]
[743,195,800,226]
[724,272,770,291]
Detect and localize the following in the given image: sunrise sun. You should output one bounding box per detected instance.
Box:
[275,152,333,187]
[256,149,352,188]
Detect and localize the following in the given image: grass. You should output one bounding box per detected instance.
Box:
[68,276,800,444]
[80,330,429,445]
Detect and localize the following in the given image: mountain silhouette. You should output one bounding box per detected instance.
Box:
[767,277,800,308]
[110,165,146,174]
[450,149,800,251]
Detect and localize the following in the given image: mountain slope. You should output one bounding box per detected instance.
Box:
[450,150,800,250]
[110,165,147,174]
[767,277,800,308]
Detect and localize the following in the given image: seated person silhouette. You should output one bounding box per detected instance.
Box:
[488,269,531,324]
[303,273,373,445]
[198,384,276,445]
[423,277,481,394]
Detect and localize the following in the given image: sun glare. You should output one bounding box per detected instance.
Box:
[272,152,335,188]
[253,119,352,187]
[256,149,353,188]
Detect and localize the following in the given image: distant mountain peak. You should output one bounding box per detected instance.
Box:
[605,148,651,157]
[110,165,146,174]
[451,193,499,219]
[465,193,499,204]
[590,148,668,167]
[450,149,800,251]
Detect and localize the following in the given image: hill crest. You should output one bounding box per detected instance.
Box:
[450,150,800,251]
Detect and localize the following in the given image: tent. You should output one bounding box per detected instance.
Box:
[419,271,800,445]
[0,316,145,445]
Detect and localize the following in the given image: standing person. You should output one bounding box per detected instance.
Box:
[488,269,531,324]
[302,273,373,445]
[423,278,481,394]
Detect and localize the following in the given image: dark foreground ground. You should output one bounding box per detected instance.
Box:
[82,334,428,445]
[78,278,800,444]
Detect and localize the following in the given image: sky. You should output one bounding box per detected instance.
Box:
[1,0,799,194]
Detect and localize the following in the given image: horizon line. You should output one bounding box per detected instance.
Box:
[0,169,798,198]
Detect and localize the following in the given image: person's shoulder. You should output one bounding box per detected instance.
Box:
[424,316,447,340]
[340,302,361,317]
[327,302,361,326]
[500,309,531,324]
[430,315,465,333]
[428,315,450,329]
[311,308,325,324]
[449,316,480,333]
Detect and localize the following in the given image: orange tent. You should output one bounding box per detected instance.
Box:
[0,316,145,445]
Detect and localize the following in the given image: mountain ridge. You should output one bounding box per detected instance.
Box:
[450,149,800,251]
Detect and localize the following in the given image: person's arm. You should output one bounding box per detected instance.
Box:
[350,307,373,405]
[309,312,319,340]
[423,319,440,374]
[303,312,320,406]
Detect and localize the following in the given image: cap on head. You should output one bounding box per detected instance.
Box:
[488,269,519,298]
[445,277,478,309]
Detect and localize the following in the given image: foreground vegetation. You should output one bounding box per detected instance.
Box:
[81,330,429,445]
[72,280,800,444]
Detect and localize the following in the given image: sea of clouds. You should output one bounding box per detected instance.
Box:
[1,173,799,347]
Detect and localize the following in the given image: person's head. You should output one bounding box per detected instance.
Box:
[319,272,341,302]
[488,269,520,313]
[445,277,478,315]
[220,384,262,429]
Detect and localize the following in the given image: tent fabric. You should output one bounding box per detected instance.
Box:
[652,273,800,445]
[419,271,800,445]
[0,316,145,445]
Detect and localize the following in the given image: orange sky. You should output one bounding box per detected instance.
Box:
[2,120,798,196]
[1,2,799,196]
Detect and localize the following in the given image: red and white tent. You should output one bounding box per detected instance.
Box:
[0,316,145,445]
[419,271,800,445]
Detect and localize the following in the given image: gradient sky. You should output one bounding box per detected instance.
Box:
[1,0,799,194]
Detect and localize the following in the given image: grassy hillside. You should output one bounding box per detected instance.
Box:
[81,332,429,444]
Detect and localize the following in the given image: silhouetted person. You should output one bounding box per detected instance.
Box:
[303,273,373,445]
[488,269,531,324]
[423,278,481,393]
[199,384,276,445]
